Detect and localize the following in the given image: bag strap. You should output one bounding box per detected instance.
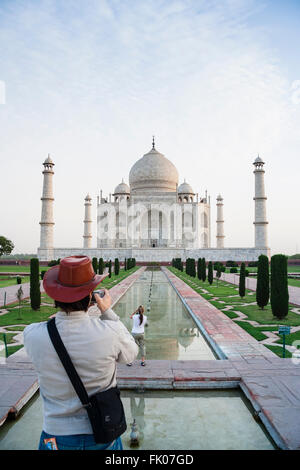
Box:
[47,318,91,409]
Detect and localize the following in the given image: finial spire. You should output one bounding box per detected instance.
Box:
[152,135,155,149]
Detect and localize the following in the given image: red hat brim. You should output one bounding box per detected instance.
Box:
[43,265,109,303]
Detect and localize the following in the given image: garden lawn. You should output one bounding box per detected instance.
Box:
[275,329,300,346]
[6,345,23,356]
[0,265,50,273]
[288,279,300,287]
[0,305,57,326]
[0,278,28,288]
[264,344,292,358]
[168,267,300,329]
[0,332,18,344]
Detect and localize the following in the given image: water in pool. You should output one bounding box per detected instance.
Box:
[113,269,216,360]
[0,390,274,450]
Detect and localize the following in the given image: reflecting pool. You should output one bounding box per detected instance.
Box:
[0,390,274,450]
[113,269,216,360]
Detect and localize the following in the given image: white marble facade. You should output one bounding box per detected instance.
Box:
[37,142,269,262]
[97,143,210,250]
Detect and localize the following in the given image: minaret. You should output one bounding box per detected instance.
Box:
[39,155,55,257]
[253,155,268,247]
[83,194,92,248]
[216,194,225,248]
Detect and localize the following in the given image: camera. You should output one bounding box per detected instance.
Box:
[91,289,105,303]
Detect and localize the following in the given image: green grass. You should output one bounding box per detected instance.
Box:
[264,344,292,358]
[169,267,300,329]
[6,345,24,356]
[275,329,300,346]
[233,304,300,326]
[234,321,268,341]
[288,278,300,287]
[219,310,240,319]
[5,326,25,331]
[0,305,57,326]
[0,332,18,344]
[0,278,27,288]
[0,265,50,273]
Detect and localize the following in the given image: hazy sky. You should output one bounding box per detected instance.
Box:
[0,0,299,255]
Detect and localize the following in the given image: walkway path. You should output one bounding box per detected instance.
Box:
[219,271,300,306]
[163,267,276,361]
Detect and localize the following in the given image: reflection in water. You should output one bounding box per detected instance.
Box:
[114,269,215,360]
[0,389,275,450]
[121,390,275,450]
[130,397,145,442]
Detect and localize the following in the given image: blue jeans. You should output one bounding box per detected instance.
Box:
[39,430,123,450]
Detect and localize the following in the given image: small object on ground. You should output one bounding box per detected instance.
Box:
[130,419,139,447]
[127,363,133,366]
[141,361,146,366]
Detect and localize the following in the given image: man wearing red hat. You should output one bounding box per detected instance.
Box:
[24,256,138,450]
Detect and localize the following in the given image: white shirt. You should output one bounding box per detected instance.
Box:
[23,307,138,436]
[131,314,148,334]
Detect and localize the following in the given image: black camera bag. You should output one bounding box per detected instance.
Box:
[47,318,127,444]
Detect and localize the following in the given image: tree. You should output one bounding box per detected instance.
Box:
[256,255,269,309]
[190,258,196,277]
[202,258,206,282]
[98,258,104,274]
[124,258,127,271]
[0,236,14,257]
[197,258,202,280]
[114,258,120,276]
[216,263,222,287]
[270,254,289,320]
[239,262,246,298]
[208,261,213,285]
[92,257,98,273]
[30,258,41,310]
[108,260,112,278]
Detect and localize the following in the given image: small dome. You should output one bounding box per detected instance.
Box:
[178,180,194,194]
[129,145,179,193]
[217,194,223,200]
[254,155,264,165]
[114,180,130,195]
[85,193,91,201]
[43,154,54,165]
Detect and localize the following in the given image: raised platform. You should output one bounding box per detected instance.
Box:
[38,246,270,263]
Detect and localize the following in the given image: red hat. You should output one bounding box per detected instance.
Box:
[43,256,108,303]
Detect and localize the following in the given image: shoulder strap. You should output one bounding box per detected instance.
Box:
[47,318,91,408]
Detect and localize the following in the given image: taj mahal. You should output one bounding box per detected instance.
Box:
[37,139,270,262]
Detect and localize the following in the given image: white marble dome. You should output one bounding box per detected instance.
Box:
[178,180,194,194]
[129,146,179,192]
[114,180,130,195]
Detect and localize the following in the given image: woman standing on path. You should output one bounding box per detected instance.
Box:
[127,305,147,366]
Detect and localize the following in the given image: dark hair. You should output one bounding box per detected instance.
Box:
[54,294,91,314]
[137,305,144,325]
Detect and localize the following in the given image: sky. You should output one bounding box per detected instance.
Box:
[0,0,299,255]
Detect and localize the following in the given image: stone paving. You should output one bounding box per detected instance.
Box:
[0,266,300,450]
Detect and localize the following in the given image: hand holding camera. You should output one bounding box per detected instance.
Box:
[92,288,111,313]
